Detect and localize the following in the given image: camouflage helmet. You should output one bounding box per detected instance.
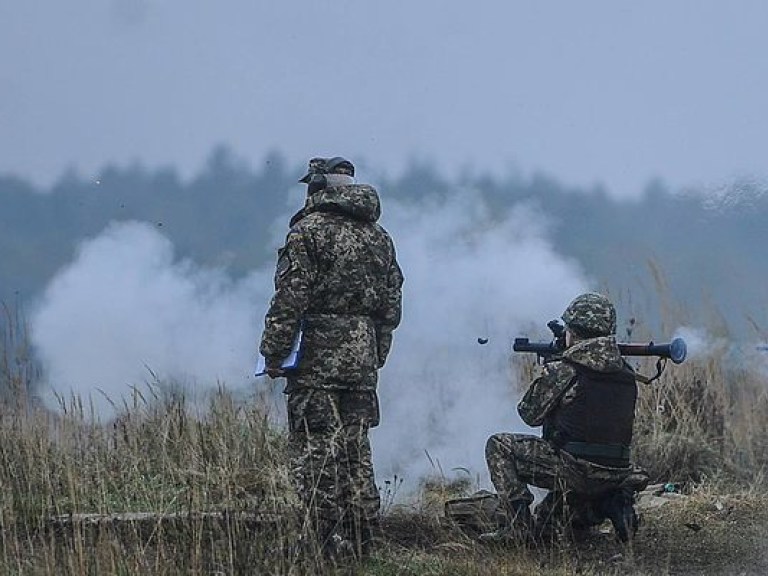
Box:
[299,156,355,183]
[561,292,616,337]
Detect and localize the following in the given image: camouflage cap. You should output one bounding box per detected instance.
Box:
[561,292,616,337]
[299,156,355,183]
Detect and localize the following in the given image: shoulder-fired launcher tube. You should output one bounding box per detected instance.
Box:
[512,337,687,364]
[617,337,687,364]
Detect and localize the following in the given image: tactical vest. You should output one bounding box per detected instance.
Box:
[547,362,637,466]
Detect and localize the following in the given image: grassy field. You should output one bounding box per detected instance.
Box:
[2,302,768,575]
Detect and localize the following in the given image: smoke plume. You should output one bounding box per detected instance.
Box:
[31,221,273,416]
[374,192,589,486]
[31,189,591,489]
[672,326,725,360]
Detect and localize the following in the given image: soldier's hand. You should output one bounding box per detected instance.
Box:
[265,359,285,379]
[266,368,284,379]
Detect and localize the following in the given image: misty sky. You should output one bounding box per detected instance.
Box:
[3,1,768,197]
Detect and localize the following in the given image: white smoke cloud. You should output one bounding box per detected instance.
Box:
[373,192,590,488]
[31,190,591,491]
[672,325,726,360]
[672,325,768,381]
[31,221,273,417]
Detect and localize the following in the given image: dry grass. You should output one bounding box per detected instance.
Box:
[632,352,768,485]
[0,388,305,574]
[2,301,768,575]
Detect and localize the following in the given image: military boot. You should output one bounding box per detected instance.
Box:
[599,488,639,543]
[533,491,566,543]
[479,500,535,545]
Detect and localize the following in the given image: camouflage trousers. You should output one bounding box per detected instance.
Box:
[485,433,636,512]
[286,385,381,547]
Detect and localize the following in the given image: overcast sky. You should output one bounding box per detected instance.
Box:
[2,1,767,197]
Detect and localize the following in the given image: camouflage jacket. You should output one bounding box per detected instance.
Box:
[260,184,404,390]
[517,336,631,427]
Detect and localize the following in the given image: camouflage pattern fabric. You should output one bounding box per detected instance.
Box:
[260,184,403,388]
[517,336,625,426]
[302,156,355,177]
[561,292,616,337]
[287,382,381,545]
[260,181,403,548]
[485,433,635,507]
[488,333,645,522]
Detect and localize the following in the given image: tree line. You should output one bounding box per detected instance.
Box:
[2,146,767,338]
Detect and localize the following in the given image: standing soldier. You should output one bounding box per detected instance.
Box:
[260,156,404,559]
[483,293,648,544]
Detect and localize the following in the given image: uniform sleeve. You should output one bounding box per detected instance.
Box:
[259,228,317,361]
[374,245,404,367]
[517,361,577,427]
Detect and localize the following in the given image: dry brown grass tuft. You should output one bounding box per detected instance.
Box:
[0,383,320,574]
[2,298,768,574]
[632,352,768,485]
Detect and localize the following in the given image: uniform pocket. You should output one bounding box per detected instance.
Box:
[340,390,380,428]
[300,315,378,383]
[287,389,341,433]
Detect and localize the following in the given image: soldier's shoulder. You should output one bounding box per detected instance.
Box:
[542,359,579,382]
[289,214,325,233]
